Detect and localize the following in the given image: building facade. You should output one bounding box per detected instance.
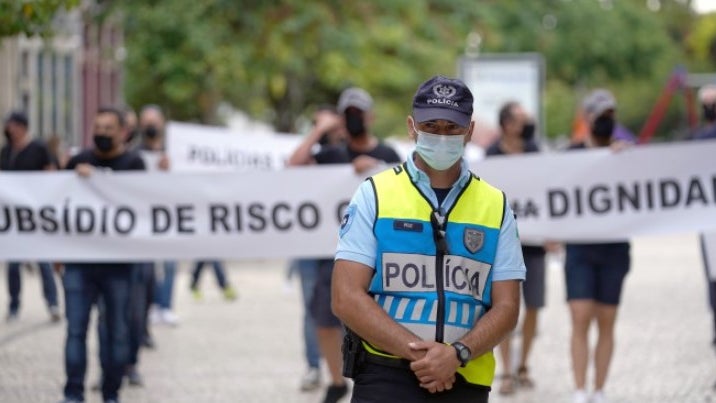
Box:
[0,3,123,151]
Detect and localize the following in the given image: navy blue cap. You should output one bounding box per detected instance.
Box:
[4,110,28,127]
[412,75,474,127]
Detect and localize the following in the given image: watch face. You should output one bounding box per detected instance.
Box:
[454,342,470,365]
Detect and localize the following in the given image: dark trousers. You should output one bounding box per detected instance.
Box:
[190,260,228,289]
[63,264,132,402]
[351,362,489,403]
[7,261,58,313]
[98,263,154,372]
[130,263,155,365]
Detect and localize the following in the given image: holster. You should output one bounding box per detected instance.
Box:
[341,327,364,378]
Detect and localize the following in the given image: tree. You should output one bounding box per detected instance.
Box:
[120,0,697,140]
[122,0,478,133]
[0,0,80,38]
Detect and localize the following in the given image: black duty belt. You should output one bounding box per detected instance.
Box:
[362,352,412,370]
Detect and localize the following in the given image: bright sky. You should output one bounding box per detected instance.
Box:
[693,0,716,14]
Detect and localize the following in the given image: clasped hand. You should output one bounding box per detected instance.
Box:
[408,341,460,393]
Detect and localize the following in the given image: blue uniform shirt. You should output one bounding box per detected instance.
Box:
[336,153,526,282]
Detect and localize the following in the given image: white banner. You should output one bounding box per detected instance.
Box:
[0,167,362,261]
[167,122,302,172]
[0,140,714,260]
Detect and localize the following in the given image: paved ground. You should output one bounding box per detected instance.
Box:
[0,233,715,403]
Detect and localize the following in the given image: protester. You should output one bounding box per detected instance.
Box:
[286,105,347,392]
[60,106,145,403]
[332,75,525,403]
[486,101,548,395]
[90,105,168,393]
[693,84,716,348]
[190,260,238,301]
[136,104,179,327]
[565,89,632,403]
[289,87,401,403]
[1,110,61,323]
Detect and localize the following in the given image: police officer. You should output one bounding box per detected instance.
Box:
[332,75,526,403]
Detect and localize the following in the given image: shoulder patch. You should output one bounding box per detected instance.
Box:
[339,204,357,238]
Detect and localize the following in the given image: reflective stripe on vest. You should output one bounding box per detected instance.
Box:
[367,164,505,387]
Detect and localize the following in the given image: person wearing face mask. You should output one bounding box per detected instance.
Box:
[693,85,716,353]
[332,75,526,403]
[61,106,145,403]
[288,90,400,403]
[486,101,538,155]
[1,111,61,324]
[564,89,632,403]
[485,102,550,396]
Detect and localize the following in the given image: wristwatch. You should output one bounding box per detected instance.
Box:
[452,342,471,367]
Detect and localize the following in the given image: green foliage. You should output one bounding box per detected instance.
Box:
[0,0,80,38]
[687,12,716,69]
[121,0,708,141]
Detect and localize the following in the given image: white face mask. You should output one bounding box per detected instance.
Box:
[414,124,465,171]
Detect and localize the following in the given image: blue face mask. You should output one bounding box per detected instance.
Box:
[414,124,465,171]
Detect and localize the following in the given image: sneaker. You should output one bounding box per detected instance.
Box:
[149,305,161,325]
[223,286,238,301]
[160,309,179,326]
[126,365,144,387]
[190,287,203,301]
[300,367,321,391]
[573,389,589,403]
[49,305,62,322]
[322,383,348,403]
[592,390,608,403]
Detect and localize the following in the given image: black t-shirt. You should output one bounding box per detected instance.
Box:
[66,149,146,171]
[485,139,540,156]
[0,139,52,171]
[314,142,401,165]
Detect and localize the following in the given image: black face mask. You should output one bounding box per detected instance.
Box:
[93,134,114,153]
[521,122,535,141]
[703,103,716,122]
[591,115,615,138]
[345,111,366,138]
[144,125,160,139]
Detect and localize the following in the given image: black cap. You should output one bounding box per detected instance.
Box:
[4,111,29,127]
[412,75,474,127]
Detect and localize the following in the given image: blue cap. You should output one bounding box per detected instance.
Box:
[412,75,474,127]
[4,110,28,127]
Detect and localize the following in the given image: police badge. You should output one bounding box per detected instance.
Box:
[464,228,484,253]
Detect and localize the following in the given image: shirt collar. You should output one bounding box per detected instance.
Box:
[404,151,472,189]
